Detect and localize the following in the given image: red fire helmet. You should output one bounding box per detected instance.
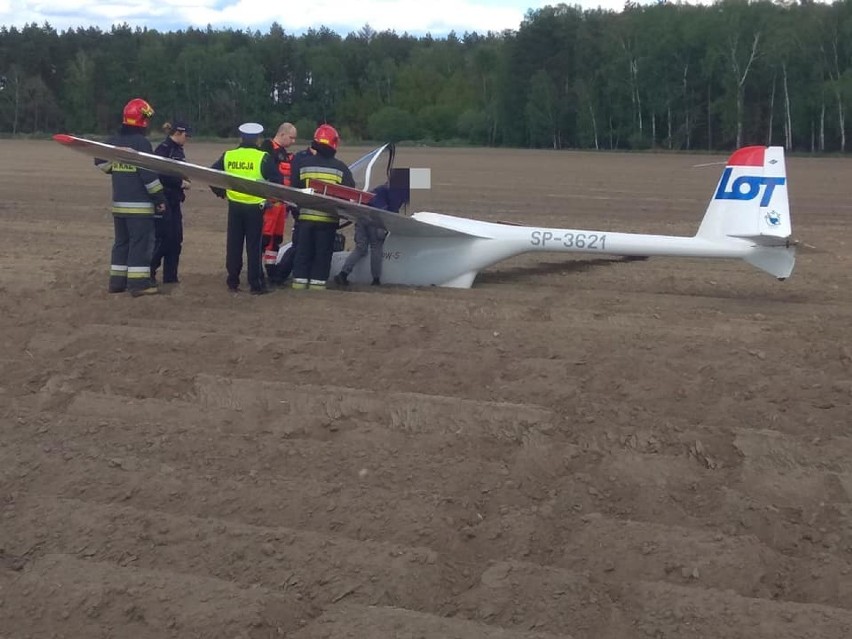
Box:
[122,98,154,127]
[313,124,339,150]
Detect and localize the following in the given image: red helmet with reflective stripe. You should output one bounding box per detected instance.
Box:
[313,124,339,150]
[122,98,154,127]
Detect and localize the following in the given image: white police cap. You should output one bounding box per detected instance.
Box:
[238,122,263,136]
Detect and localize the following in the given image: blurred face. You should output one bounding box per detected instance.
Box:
[172,130,189,145]
[274,127,297,148]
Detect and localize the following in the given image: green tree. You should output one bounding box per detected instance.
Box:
[63,50,97,132]
[456,108,490,144]
[368,105,417,141]
[0,65,22,134]
[526,69,558,148]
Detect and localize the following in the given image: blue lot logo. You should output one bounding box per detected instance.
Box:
[765,210,782,226]
[714,168,786,207]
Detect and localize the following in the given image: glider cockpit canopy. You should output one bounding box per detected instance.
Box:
[348,142,394,192]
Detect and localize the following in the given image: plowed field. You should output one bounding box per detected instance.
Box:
[1,139,851,638]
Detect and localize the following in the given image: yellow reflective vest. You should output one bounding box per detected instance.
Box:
[224,147,267,204]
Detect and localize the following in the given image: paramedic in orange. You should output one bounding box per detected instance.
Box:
[259,122,297,283]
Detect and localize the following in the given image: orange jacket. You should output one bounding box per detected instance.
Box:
[263,202,287,237]
[261,140,294,238]
[267,140,293,186]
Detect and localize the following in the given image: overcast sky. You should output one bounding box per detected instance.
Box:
[1,0,657,37]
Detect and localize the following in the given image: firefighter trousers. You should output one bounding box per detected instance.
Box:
[110,215,155,292]
[292,220,337,287]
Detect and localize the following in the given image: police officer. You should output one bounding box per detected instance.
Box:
[151,119,192,284]
[210,122,281,294]
[289,124,355,290]
[95,98,166,297]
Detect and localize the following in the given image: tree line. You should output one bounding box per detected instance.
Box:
[2,0,852,152]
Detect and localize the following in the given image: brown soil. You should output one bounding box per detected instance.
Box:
[1,139,851,638]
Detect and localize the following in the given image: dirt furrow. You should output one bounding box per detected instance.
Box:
[0,553,298,638]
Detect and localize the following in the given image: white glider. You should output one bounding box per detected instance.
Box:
[54,134,795,288]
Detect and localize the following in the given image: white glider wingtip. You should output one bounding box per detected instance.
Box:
[53,133,477,240]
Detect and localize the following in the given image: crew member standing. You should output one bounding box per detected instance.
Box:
[275,144,315,283]
[151,119,192,284]
[288,124,355,290]
[259,122,297,283]
[95,97,166,297]
[210,122,281,294]
[334,177,409,286]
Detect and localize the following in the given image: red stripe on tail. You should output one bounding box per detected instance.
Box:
[726,146,765,167]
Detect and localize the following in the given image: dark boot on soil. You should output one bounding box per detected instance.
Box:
[334,272,349,286]
[130,286,159,297]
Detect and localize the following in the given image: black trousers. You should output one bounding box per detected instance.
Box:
[151,205,183,283]
[110,215,155,292]
[225,201,265,291]
[292,220,337,284]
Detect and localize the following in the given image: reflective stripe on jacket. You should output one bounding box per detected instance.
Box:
[96,130,165,217]
[292,161,354,224]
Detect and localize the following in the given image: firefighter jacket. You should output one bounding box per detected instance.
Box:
[210,143,281,205]
[289,146,356,224]
[95,127,166,217]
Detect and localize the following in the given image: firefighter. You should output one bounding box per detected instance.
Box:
[274,145,316,283]
[288,124,355,290]
[259,122,297,284]
[151,119,192,285]
[210,122,281,294]
[95,98,166,297]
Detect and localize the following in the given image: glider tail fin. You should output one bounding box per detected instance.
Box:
[696,145,795,279]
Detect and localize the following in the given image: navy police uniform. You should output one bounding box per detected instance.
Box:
[210,123,281,294]
[151,121,191,283]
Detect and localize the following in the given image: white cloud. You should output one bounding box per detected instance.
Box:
[0,0,644,36]
[185,0,530,34]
